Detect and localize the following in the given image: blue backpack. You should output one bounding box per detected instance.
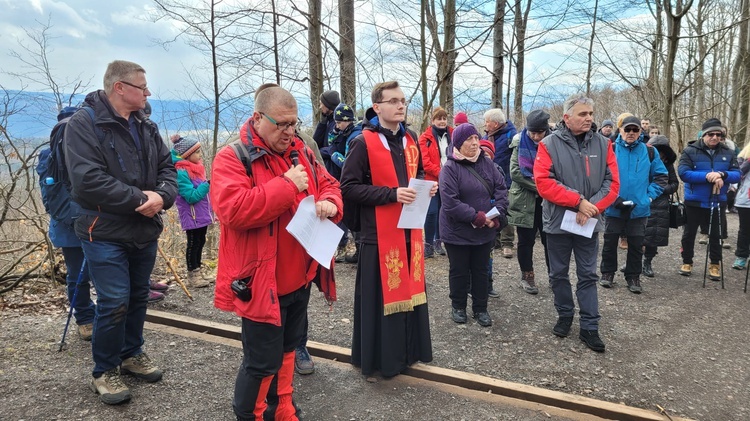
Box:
[36,107,102,227]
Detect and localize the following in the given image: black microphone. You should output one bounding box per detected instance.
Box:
[290,150,300,167]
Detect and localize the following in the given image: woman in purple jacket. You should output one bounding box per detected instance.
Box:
[439,123,509,327]
[172,135,214,288]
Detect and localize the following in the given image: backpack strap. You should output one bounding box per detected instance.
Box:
[464,165,494,203]
[646,144,655,162]
[230,139,254,177]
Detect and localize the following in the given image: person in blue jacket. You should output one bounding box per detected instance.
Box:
[599,116,667,293]
[678,118,741,280]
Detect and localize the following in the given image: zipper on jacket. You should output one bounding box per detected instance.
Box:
[269,289,276,304]
[110,140,128,172]
[268,221,274,237]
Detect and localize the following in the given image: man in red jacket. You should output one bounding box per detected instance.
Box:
[211,86,343,421]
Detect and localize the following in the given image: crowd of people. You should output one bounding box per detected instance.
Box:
[42,59,747,420]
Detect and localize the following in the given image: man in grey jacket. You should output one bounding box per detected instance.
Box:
[64,60,177,404]
[533,94,620,352]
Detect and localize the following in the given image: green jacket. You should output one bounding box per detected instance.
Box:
[507,134,540,228]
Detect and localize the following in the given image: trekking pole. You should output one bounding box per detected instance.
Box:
[58,257,86,352]
[718,192,725,290]
[702,195,715,288]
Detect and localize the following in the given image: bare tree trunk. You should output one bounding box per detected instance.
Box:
[491,0,506,108]
[646,0,663,122]
[421,0,429,129]
[439,0,456,116]
[309,0,324,126]
[586,0,599,97]
[339,0,356,110]
[662,0,694,142]
[513,0,533,122]
[694,2,706,122]
[271,0,281,85]
[209,2,220,160]
[732,0,750,145]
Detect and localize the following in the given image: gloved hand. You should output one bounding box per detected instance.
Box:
[614,197,635,211]
[331,151,345,167]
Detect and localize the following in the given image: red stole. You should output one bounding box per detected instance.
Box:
[362,129,426,316]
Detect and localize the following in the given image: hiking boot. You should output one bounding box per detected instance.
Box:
[619,263,626,273]
[579,329,606,352]
[149,279,169,292]
[334,246,346,263]
[698,234,708,244]
[78,323,93,341]
[732,257,747,270]
[520,271,538,295]
[722,241,731,250]
[552,316,573,338]
[502,247,514,258]
[488,278,500,298]
[424,242,435,259]
[642,258,654,278]
[295,346,315,375]
[344,244,360,263]
[434,240,447,256]
[473,311,493,327]
[679,263,692,276]
[599,272,615,288]
[708,263,721,281]
[188,269,210,288]
[626,276,642,294]
[121,352,163,382]
[451,308,468,324]
[90,368,131,405]
[200,266,215,281]
[264,399,303,421]
[619,237,628,249]
[147,290,165,303]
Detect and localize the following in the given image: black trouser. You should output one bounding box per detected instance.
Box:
[736,207,750,259]
[516,197,549,273]
[682,205,725,265]
[644,245,658,260]
[185,226,208,271]
[233,285,310,420]
[445,241,493,313]
[601,216,647,277]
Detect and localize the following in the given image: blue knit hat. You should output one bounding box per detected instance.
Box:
[452,123,480,150]
[333,103,355,122]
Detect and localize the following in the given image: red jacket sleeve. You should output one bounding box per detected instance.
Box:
[533,142,582,208]
[418,130,441,179]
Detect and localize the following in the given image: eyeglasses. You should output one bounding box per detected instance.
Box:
[705,132,725,139]
[119,80,150,93]
[623,127,641,133]
[261,112,299,131]
[376,98,409,106]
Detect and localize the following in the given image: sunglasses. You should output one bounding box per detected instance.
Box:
[623,126,641,133]
[705,132,725,139]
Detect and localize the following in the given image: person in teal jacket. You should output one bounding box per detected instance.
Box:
[599,116,667,294]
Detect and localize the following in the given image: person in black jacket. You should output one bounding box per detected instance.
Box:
[642,135,680,277]
[312,90,340,148]
[64,60,177,405]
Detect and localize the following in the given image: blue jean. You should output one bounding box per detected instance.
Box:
[424,194,441,244]
[547,233,600,330]
[61,247,95,325]
[81,240,157,377]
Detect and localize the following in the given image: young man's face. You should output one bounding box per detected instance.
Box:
[319,101,331,115]
[641,119,650,131]
[432,116,448,129]
[563,103,594,135]
[373,87,406,126]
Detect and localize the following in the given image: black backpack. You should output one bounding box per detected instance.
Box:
[36,107,103,227]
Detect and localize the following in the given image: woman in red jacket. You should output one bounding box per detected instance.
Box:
[418,107,453,257]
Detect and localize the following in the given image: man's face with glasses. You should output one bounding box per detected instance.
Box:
[620,124,641,144]
[703,131,725,148]
[254,105,299,153]
[373,87,407,127]
[117,72,150,112]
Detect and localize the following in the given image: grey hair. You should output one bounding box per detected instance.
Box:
[255,86,297,113]
[103,60,145,95]
[563,94,594,115]
[483,108,506,125]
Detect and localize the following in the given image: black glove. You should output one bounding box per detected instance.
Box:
[496,214,508,230]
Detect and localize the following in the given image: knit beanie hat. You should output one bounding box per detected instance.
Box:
[320,90,340,110]
[479,139,495,158]
[453,112,468,125]
[701,118,723,134]
[334,103,355,122]
[58,106,78,121]
[601,119,614,128]
[452,123,480,150]
[172,136,201,158]
[526,110,550,132]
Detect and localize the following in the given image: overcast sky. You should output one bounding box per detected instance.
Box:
[0,0,198,98]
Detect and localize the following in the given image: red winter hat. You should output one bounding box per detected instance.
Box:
[479,139,495,158]
[453,112,468,125]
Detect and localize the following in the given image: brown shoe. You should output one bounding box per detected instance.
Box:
[188,269,210,288]
[708,263,721,281]
[502,247,514,258]
[520,271,538,295]
[679,263,692,276]
[77,323,93,341]
[619,237,628,250]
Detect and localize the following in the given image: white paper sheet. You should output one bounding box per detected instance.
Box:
[486,206,500,219]
[560,210,598,238]
[285,196,344,269]
[397,178,436,229]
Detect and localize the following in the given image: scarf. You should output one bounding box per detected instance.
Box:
[452,146,482,163]
[518,129,538,179]
[362,129,426,316]
[175,159,206,181]
[433,126,450,166]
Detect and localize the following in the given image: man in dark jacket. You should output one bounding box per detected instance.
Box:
[534,94,619,353]
[483,108,517,258]
[312,90,340,148]
[598,116,667,294]
[678,118,741,280]
[64,60,177,405]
